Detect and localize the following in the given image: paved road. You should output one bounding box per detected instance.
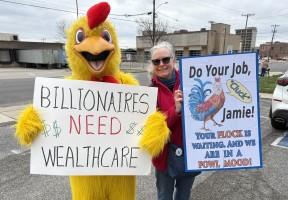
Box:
[265,60,288,73]
[0,67,287,200]
[1,97,287,200]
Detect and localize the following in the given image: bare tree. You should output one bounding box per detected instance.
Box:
[136,17,170,46]
[56,19,72,42]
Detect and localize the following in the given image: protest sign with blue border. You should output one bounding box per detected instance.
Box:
[179,52,262,171]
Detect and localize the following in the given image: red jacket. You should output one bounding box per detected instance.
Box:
[150,70,183,171]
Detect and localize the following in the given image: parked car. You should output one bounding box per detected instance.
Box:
[261,56,270,60]
[269,71,288,129]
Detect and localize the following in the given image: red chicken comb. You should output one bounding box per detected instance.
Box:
[87,2,110,29]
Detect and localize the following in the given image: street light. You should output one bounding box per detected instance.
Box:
[156,1,168,10]
[152,1,168,46]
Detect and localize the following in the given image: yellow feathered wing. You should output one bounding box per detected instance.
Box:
[139,111,171,157]
[15,105,43,146]
[116,71,139,85]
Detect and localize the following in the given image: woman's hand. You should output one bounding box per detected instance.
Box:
[174,87,183,114]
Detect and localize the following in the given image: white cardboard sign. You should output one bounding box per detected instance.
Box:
[31,77,158,175]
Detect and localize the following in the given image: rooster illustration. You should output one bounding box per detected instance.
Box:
[188,77,225,131]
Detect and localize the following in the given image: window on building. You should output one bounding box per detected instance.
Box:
[13,35,18,41]
[189,50,201,56]
[175,51,183,59]
[144,51,150,61]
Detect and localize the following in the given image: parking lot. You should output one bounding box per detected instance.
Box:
[0,67,287,200]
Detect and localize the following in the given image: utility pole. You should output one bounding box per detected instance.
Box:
[223,28,227,54]
[76,0,79,18]
[152,0,155,46]
[241,13,254,52]
[268,24,279,62]
[152,1,168,46]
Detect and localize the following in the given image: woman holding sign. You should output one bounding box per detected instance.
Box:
[146,41,200,200]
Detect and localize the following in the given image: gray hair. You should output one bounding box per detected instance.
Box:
[150,41,175,59]
[148,41,177,80]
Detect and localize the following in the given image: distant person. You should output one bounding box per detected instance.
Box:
[261,60,269,76]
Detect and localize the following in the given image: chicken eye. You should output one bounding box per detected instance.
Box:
[101,30,112,43]
[75,28,85,44]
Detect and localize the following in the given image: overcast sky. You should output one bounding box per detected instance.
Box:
[0,0,287,48]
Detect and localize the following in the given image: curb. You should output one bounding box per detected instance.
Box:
[259,93,273,99]
[0,105,27,124]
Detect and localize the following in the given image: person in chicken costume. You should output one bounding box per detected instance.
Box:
[15,1,170,200]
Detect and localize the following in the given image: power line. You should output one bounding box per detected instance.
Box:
[254,13,288,19]
[157,13,190,30]
[193,0,243,14]
[0,0,151,18]
[0,0,77,13]
[109,17,136,23]
[18,0,76,10]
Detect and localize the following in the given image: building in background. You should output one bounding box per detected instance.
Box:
[136,23,241,61]
[259,41,288,59]
[0,32,65,68]
[0,32,19,41]
[0,32,19,64]
[235,27,257,52]
[121,48,137,62]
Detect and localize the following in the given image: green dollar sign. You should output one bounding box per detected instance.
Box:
[126,122,137,134]
[42,120,51,137]
[53,120,61,138]
[137,126,144,136]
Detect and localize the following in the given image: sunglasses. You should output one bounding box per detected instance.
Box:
[151,57,171,66]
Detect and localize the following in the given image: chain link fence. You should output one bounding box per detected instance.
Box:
[120,53,150,70]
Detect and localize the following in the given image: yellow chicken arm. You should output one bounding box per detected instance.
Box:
[15,105,43,146]
[139,111,170,157]
[116,71,139,85]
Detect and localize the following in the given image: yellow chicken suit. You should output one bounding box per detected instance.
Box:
[16,2,138,200]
